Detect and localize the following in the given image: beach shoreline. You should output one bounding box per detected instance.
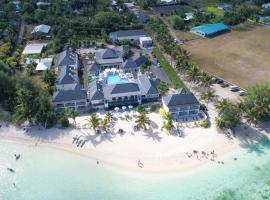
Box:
[0,120,243,174]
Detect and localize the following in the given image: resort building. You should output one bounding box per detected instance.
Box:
[53,49,87,112]
[95,48,123,68]
[31,24,51,38]
[22,43,47,57]
[35,57,53,72]
[139,37,153,48]
[190,23,229,37]
[162,88,201,120]
[109,29,146,42]
[88,74,159,109]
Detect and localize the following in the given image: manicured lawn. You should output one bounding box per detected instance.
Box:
[153,48,186,89]
[207,6,224,17]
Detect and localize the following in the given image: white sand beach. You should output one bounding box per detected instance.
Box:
[1,101,267,174]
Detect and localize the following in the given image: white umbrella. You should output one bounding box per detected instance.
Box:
[128,105,133,109]
[114,107,119,112]
[122,106,127,110]
[105,68,110,72]
[111,68,117,73]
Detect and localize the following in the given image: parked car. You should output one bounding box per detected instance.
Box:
[230,86,239,92]
[221,82,229,87]
[239,90,246,96]
[217,79,223,84]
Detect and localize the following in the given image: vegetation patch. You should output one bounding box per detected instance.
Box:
[153,48,186,89]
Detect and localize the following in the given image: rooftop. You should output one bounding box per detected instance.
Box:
[190,23,229,36]
[57,49,78,67]
[53,84,87,102]
[22,43,47,55]
[162,88,199,107]
[31,24,51,34]
[35,58,53,71]
[110,29,145,38]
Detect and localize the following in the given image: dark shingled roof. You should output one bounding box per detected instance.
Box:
[89,63,101,73]
[89,81,104,101]
[53,84,87,102]
[58,66,77,85]
[112,29,145,38]
[138,75,159,96]
[123,56,149,69]
[162,88,199,107]
[102,49,119,59]
[57,49,78,67]
[111,83,140,94]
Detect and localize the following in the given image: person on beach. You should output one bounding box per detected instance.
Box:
[138,160,143,168]
[97,161,99,165]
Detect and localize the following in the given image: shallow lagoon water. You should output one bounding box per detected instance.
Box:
[0,139,270,200]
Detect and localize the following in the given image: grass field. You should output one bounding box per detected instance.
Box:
[152,48,186,89]
[183,24,270,88]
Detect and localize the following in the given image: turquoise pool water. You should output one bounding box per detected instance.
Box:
[1,139,270,200]
[107,74,130,85]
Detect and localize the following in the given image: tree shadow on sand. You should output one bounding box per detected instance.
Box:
[80,130,114,147]
[24,126,71,142]
[143,127,162,142]
[234,123,270,156]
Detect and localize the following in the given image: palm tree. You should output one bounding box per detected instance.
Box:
[215,98,231,112]
[187,64,200,83]
[100,118,110,133]
[199,71,213,88]
[105,112,114,124]
[68,109,80,128]
[200,88,216,105]
[162,112,174,134]
[87,113,101,133]
[135,112,151,130]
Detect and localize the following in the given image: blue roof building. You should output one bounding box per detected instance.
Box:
[190,23,229,37]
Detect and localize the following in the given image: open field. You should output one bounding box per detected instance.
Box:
[183,24,270,88]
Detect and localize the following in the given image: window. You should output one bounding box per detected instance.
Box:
[124,96,128,100]
[118,97,122,101]
[112,97,116,101]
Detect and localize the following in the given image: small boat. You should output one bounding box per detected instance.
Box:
[7,168,15,173]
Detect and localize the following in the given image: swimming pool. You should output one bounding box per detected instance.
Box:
[107,74,130,85]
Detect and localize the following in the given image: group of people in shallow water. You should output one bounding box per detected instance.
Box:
[72,135,87,148]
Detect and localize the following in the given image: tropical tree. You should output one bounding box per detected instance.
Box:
[199,71,213,88]
[87,113,101,133]
[240,82,270,124]
[135,112,151,130]
[200,88,216,105]
[136,105,145,113]
[215,98,231,112]
[100,118,110,133]
[68,109,80,128]
[215,100,242,130]
[58,108,69,127]
[105,112,115,124]
[162,112,174,133]
[187,64,200,83]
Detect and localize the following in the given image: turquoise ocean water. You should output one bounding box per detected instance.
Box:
[0,139,270,200]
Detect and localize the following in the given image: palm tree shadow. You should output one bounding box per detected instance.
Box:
[143,127,162,142]
[24,127,71,142]
[81,130,114,147]
[235,123,270,156]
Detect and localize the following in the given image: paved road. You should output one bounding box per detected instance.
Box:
[159,16,182,44]
[12,18,25,55]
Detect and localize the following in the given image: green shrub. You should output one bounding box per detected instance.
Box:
[150,104,157,112]
[61,117,69,127]
[199,120,208,128]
